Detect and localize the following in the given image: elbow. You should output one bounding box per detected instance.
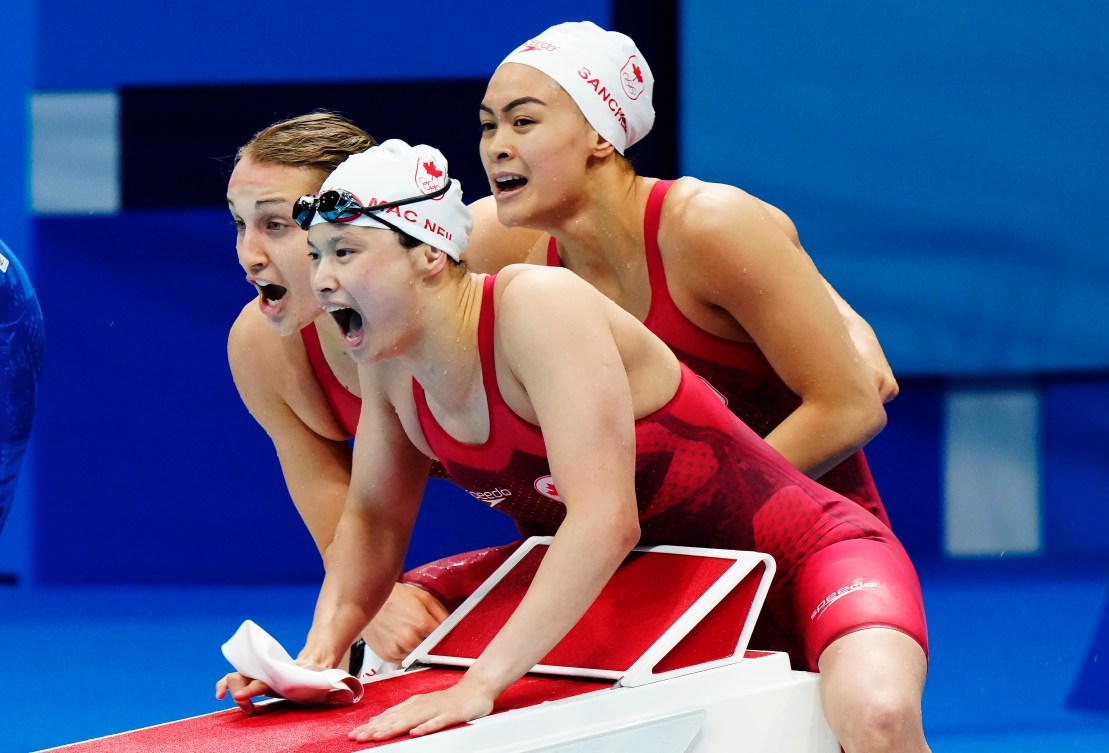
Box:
[613,511,641,555]
[847,395,887,448]
[811,392,887,451]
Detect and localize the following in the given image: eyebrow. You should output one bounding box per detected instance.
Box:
[308,228,356,251]
[225,196,291,210]
[479,96,548,115]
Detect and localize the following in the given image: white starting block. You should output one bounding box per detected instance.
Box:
[39,538,838,753]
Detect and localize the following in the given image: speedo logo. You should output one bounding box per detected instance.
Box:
[468,488,512,506]
[518,39,558,53]
[810,578,878,620]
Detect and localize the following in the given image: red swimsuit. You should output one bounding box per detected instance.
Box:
[300,322,360,438]
[407,276,926,670]
[547,180,890,527]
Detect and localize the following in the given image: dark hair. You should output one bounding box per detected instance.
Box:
[394,230,423,250]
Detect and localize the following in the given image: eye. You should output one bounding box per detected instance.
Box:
[307,250,320,261]
[231,217,245,232]
[335,248,355,259]
[480,119,496,133]
[513,116,534,128]
[266,220,288,232]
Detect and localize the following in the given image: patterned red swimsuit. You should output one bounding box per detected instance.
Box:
[407,276,926,670]
[547,179,890,528]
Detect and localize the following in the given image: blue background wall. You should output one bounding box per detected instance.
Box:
[2,1,1107,587]
[681,1,1109,376]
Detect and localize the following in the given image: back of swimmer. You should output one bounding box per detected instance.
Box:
[0,239,46,537]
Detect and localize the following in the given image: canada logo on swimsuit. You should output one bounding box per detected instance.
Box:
[533,475,563,503]
[415,158,448,196]
[620,55,646,100]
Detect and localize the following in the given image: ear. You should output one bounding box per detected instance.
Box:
[589,132,617,160]
[416,244,452,278]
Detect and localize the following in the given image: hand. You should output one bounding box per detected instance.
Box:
[348,676,496,742]
[215,672,275,714]
[363,584,449,662]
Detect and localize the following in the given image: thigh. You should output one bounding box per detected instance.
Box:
[789,536,928,671]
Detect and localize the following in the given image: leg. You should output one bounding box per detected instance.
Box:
[818,627,930,753]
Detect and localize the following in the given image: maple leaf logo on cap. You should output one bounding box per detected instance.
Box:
[415,156,448,195]
[620,55,646,101]
[423,160,443,179]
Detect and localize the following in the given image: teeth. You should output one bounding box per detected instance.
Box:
[324,305,345,313]
[265,297,281,305]
[496,176,518,184]
[257,280,271,287]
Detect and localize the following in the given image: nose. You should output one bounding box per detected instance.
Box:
[312,254,338,297]
[237,229,268,274]
[483,126,514,165]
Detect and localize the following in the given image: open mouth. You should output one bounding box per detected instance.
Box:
[328,306,364,344]
[257,281,289,305]
[494,175,528,195]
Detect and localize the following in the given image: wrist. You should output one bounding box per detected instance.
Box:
[298,633,344,670]
[460,662,512,701]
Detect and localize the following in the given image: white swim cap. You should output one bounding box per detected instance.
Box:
[311,139,472,260]
[498,21,655,154]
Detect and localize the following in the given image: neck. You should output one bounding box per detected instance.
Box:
[549,168,652,276]
[398,271,487,410]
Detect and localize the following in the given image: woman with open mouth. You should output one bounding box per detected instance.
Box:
[216,140,928,752]
[226,113,532,671]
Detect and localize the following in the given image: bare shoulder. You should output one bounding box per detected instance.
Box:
[661,177,771,236]
[659,177,802,265]
[466,195,547,273]
[227,302,309,411]
[228,301,286,384]
[494,263,594,308]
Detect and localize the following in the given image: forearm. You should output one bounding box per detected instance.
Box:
[299,509,408,668]
[462,510,638,697]
[763,398,886,479]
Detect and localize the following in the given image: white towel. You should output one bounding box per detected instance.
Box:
[221,620,364,705]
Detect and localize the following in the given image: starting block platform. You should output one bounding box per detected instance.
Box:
[38,539,838,753]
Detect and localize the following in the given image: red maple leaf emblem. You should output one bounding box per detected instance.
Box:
[633,64,643,83]
[422,160,443,179]
[545,481,558,496]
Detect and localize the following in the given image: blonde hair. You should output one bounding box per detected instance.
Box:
[235,111,377,175]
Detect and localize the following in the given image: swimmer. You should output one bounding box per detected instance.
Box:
[216,140,930,753]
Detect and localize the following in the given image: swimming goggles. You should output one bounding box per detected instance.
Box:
[292,181,452,231]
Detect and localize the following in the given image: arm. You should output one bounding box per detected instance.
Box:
[226,310,352,557]
[350,271,641,742]
[761,200,899,404]
[218,340,429,709]
[667,182,886,479]
[463,195,546,273]
[227,310,445,666]
[820,281,899,404]
[298,367,432,671]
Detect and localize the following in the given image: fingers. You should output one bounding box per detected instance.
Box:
[364,585,450,662]
[347,687,491,742]
[407,584,451,623]
[215,673,273,714]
